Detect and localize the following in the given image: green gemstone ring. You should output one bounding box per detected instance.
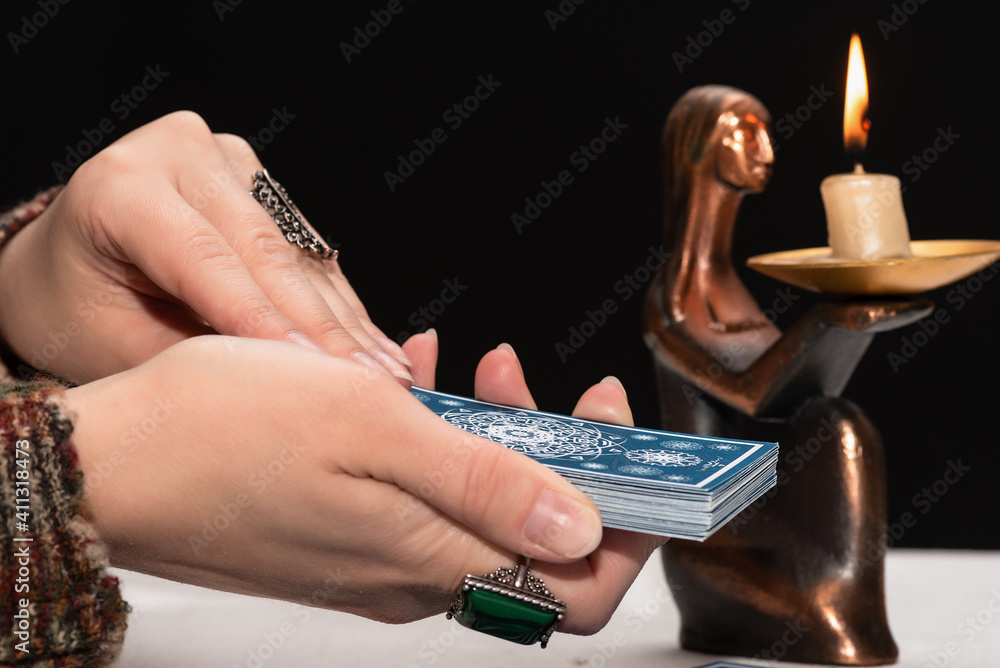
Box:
[446,556,566,648]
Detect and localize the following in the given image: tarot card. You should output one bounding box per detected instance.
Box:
[412,387,778,540]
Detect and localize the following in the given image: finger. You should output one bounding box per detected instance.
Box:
[79,176,303,343]
[473,343,537,409]
[529,527,666,634]
[534,377,663,634]
[87,176,406,383]
[198,136,412,385]
[570,376,634,427]
[401,329,438,389]
[345,381,602,563]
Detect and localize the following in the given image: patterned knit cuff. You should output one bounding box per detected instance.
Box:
[0,186,64,251]
[1,382,129,667]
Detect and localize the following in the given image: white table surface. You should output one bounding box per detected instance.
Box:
[108,548,1000,667]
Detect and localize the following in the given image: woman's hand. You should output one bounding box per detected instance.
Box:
[467,341,667,634]
[0,111,411,386]
[65,333,663,634]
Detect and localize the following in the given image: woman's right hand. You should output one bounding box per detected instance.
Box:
[64,334,606,623]
[0,111,412,386]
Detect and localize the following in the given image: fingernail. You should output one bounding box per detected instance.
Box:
[523,489,602,559]
[496,342,517,357]
[372,348,414,385]
[352,351,393,378]
[601,375,627,399]
[287,331,322,350]
[376,334,414,367]
[496,343,523,372]
[425,327,438,342]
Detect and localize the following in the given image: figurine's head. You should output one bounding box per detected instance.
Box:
[714,109,774,192]
[661,86,774,234]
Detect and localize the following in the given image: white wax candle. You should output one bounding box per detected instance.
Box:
[820,166,911,260]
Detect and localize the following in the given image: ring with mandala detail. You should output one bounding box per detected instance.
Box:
[250,169,338,260]
[446,556,566,648]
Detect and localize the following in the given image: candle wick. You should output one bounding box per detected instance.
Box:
[853,163,865,175]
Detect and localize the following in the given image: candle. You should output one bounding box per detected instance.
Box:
[820,34,911,260]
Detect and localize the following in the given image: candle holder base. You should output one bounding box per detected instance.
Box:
[747,239,1000,294]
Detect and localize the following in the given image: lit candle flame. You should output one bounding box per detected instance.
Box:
[844,33,869,169]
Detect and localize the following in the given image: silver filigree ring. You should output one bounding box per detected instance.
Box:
[250,169,338,260]
[446,556,566,648]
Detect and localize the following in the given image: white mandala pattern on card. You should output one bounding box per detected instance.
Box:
[663,440,703,451]
[624,450,702,467]
[438,399,465,407]
[709,443,742,452]
[413,393,431,403]
[663,474,693,483]
[580,462,609,470]
[631,434,658,441]
[439,409,623,459]
[699,457,725,470]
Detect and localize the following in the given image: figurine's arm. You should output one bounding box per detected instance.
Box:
[646,299,933,419]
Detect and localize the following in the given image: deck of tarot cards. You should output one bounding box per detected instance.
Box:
[413,388,778,541]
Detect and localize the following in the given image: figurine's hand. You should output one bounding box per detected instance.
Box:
[0,111,411,386]
[814,299,935,333]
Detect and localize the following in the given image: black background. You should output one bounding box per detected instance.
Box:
[3,0,997,548]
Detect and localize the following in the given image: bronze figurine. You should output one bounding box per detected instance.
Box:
[645,85,930,665]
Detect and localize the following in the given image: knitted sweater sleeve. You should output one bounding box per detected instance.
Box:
[0,190,129,667]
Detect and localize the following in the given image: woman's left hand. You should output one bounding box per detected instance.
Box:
[410,334,667,635]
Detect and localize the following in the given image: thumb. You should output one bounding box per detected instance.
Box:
[350,385,603,562]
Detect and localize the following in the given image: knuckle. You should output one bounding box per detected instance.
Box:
[240,226,297,266]
[229,299,278,337]
[311,318,352,344]
[214,132,257,159]
[183,231,236,266]
[160,110,213,136]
